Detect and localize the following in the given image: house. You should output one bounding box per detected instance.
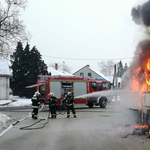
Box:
[48,63,74,77]
[73,65,108,80]
[0,58,11,100]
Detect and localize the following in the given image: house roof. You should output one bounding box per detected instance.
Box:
[88,66,107,79]
[0,58,11,76]
[73,65,107,80]
[48,67,74,77]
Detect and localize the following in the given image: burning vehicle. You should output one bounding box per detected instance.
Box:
[122,40,150,131]
[120,0,150,133]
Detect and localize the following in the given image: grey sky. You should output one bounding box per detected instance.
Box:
[21,0,144,73]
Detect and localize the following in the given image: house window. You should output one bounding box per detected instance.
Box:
[80,72,84,76]
[88,73,91,77]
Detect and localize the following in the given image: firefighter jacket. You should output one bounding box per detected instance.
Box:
[31,95,40,108]
[48,96,57,106]
[65,96,75,106]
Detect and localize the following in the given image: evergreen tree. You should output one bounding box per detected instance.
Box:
[22,43,31,85]
[10,43,48,98]
[117,61,124,77]
[24,46,48,97]
[29,46,48,84]
[10,41,25,96]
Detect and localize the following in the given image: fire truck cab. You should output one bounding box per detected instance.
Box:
[27,75,111,108]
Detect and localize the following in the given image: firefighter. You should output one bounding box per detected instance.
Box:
[65,92,77,118]
[31,91,41,119]
[48,92,58,119]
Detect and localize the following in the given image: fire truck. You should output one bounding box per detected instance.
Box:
[27,75,111,108]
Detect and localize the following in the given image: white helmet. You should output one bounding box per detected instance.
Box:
[35,91,40,96]
[67,92,71,95]
[49,92,54,96]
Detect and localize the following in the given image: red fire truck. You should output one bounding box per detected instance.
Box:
[26,75,111,108]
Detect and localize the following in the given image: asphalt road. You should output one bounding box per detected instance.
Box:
[0,102,150,150]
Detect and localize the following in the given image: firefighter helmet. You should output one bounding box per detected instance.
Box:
[67,92,71,95]
[35,91,40,96]
[49,92,54,96]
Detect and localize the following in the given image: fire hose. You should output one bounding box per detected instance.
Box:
[19,105,67,130]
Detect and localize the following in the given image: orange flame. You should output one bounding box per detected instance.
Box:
[134,124,148,129]
[131,59,150,123]
[131,59,150,92]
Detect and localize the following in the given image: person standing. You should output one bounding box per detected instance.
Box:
[48,93,58,119]
[31,91,41,119]
[65,92,77,118]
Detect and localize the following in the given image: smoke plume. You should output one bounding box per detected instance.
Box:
[131,0,150,27]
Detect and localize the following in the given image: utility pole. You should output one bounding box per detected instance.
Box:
[113,64,116,89]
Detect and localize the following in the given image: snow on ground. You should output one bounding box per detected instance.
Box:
[0,95,31,134]
[0,95,31,107]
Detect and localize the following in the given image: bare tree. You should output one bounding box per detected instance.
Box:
[49,61,72,73]
[0,0,29,58]
[61,61,72,73]
[98,60,115,76]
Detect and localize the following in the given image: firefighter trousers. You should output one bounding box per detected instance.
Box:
[67,105,76,117]
[49,105,56,118]
[32,108,38,118]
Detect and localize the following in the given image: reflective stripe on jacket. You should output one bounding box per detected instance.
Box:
[48,96,57,106]
[31,95,40,107]
[65,96,75,106]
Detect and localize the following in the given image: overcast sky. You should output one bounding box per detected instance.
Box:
[21,0,145,73]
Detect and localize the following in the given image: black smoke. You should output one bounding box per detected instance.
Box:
[142,1,150,26]
[131,0,150,27]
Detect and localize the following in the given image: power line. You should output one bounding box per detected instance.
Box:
[42,55,133,61]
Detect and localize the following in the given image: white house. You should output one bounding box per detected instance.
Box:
[0,58,11,100]
[73,65,108,80]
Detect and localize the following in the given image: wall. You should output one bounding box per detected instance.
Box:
[73,67,101,79]
[0,77,10,100]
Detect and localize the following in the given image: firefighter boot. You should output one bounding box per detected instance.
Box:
[74,114,77,118]
[53,114,56,119]
[32,113,35,119]
[51,115,54,119]
[34,115,38,119]
[67,114,70,118]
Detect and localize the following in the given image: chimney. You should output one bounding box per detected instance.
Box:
[86,65,90,67]
[55,63,58,70]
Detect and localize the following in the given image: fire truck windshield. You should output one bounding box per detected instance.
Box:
[98,82,102,91]
[91,82,98,91]
[102,82,109,90]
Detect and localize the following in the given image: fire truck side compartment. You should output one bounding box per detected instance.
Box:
[50,81,61,99]
[74,82,87,97]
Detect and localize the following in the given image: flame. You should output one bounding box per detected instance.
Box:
[131,59,150,92]
[119,124,149,134]
[134,124,148,129]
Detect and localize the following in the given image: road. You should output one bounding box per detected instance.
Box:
[0,102,150,150]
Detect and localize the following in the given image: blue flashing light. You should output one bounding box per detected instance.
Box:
[98,78,104,80]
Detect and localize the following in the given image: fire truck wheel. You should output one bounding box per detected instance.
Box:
[146,109,150,129]
[88,102,93,108]
[39,103,44,112]
[99,97,107,108]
